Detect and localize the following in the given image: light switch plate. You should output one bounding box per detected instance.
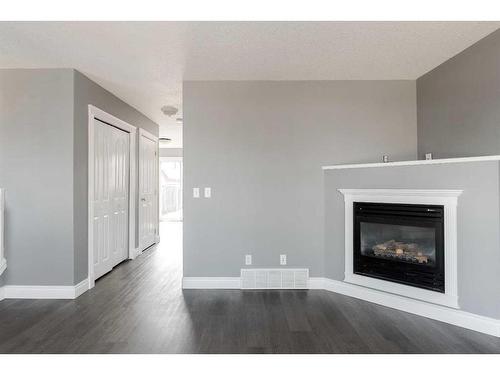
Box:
[245,254,252,265]
[204,187,211,198]
[280,254,287,265]
[193,187,200,198]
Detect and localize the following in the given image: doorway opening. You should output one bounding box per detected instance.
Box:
[159,157,183,222]
[158,156,183,283]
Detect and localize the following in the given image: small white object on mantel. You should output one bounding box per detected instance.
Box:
[322,155,500,170]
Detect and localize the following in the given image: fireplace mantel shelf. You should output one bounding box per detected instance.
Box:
[322,154,500,170]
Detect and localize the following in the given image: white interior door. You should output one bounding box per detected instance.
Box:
[139,129,158,250]
[92,119,130,280]
[110,125,130,267]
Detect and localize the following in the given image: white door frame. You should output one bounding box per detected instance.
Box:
[88,105,137,290]
[138,128,159,249]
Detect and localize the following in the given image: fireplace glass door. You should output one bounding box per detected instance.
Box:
[353,202,445,292]
[360,222,437,266]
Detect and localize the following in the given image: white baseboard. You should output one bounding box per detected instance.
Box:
[184,276,500,337]
[129,247,141,260]
[2,278,89,300]
[3,274,499,337]
[136,241,157,255]
[74,278,89,298]
[308,277,327,289]
[182,277,241,289]
[313,277,500,338]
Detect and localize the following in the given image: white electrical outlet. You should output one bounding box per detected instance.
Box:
[245,254,252,265]
[193,187,200,198]
[204,187,211,198]
[280,254,287,265]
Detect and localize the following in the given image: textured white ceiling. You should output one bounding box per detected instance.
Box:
[0,21,499,147]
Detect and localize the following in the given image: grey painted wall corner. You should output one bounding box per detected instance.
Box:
[0,69,75,285]
[417,28,500,159]
[0,68,159,286]
[73,70,159,284]
[183,80,417,278]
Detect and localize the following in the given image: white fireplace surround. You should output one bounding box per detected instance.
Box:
[338,189,462,308]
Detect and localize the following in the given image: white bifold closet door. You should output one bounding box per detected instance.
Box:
[92,119,130,280]
[138,130,158,250]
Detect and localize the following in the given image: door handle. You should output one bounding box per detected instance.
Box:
[141,198,146,202]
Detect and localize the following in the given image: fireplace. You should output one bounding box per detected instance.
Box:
[339,189,460,307]
[353,202,445,293]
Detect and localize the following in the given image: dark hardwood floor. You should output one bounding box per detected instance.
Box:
[1,222,499,354]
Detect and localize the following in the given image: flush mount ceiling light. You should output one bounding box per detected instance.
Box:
[161,105,178,117]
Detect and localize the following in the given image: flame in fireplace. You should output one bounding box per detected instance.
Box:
[372,240,429,264]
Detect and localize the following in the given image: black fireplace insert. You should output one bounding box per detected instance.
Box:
[353,202,445,293]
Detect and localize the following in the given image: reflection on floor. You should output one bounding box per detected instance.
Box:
[1,221,500,353]
[158,221,183,273]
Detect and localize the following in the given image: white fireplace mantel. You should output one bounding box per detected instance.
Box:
[338,188,462,308]
[323,154,500,170]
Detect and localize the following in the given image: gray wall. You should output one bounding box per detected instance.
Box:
[0,69,75,285]
[73,70,159,283]
[324,161,500,319]
[183,81,417,277]
[417,28,500,159]
[160,148,183,157]
[0,69,158,286]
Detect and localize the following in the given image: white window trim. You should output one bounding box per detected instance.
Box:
[338,188,462,308]
[88,105,137,290]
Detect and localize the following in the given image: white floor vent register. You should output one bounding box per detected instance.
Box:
[241,268,309,289]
